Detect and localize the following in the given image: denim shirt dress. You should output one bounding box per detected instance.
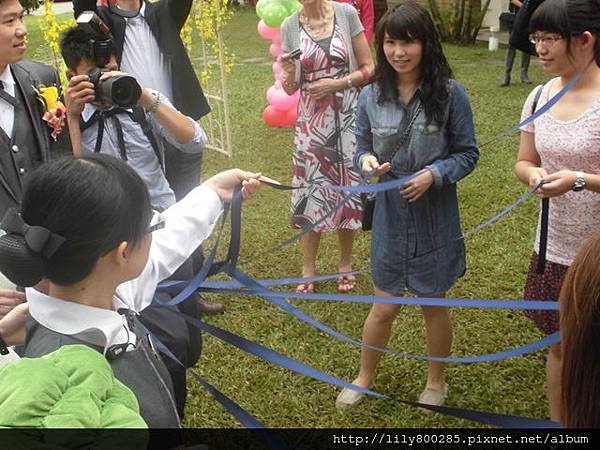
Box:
[353,80,479,295]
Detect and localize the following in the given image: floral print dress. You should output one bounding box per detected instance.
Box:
[290,19,362,231]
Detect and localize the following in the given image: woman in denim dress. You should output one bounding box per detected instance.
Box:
[336,1,479,409]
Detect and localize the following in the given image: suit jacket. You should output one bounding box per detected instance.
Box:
[0,61,71,216]
[74,0,210,120]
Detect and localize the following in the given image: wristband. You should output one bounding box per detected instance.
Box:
[359,66,371,85]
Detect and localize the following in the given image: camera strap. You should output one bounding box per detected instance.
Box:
[80,107,164,171]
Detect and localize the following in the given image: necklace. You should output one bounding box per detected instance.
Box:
[300,6,334,38]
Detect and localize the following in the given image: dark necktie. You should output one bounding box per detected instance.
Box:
[0,80,18,108]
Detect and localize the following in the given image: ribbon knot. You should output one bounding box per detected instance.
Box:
[0,208,66,258]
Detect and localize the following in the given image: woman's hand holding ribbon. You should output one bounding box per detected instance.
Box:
[400,169,433,203]
[203,169,262,203]
[527,167,549,198]
[539,170,578,197]
[361,155,391,178]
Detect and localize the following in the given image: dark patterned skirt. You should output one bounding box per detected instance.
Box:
[523,252,569,335]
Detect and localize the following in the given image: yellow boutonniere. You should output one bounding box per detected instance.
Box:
[33,85,66,141]
[34,85,59,112]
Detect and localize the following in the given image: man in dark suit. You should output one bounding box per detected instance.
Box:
[73,0,224,315]
[0,0,69,317]
[0,0,69,219]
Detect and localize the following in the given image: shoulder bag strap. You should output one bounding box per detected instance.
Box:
[386,103,423,163]
[531,84,549,275]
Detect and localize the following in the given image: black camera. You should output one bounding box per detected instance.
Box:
[88,68,142,108]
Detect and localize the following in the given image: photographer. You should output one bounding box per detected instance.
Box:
[61,25,206,212]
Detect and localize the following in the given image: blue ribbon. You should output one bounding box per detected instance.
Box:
[180,311,386,399]
[148,325,292,448]
[223,264,559,363]
[478,66,588,148]
[176,309,559,429]
[395,399,560,428]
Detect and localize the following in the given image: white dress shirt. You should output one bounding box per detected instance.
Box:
[0,65,15,138]
[26,185,223,353]
[120,3,174,102]
[80,91,206,211]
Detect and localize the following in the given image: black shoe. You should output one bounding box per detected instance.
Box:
[500,75,510,87]
[198,298,225,315]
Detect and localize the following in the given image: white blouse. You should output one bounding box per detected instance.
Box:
[26,185,223,352]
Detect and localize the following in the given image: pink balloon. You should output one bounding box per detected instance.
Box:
[284,107,298,127]
[274,79,282,89]
[271,30,281,45]
[272,61,283,78]
[266,84,298,111]
[269,42,283,59]
[257,20,280,40]
[263,105,288,127]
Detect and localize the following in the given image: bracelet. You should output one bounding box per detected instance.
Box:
[147,91,161,114]
[358,66,371,85]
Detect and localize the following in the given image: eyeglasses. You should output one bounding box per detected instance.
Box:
[529,34,564,47]
[147,210,166,233]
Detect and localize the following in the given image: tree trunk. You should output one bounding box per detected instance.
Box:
[428,0,449,40]
[455,0,467,41]
[373,0,388,29]
[472,0,493,42]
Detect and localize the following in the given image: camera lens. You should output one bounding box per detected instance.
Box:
[110,76,142,108]
[96,75,142,108]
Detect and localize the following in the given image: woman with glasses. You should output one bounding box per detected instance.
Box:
[0,154,260,427]
[514,0,600,422]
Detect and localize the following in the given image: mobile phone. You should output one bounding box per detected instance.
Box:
[281,48,302,61]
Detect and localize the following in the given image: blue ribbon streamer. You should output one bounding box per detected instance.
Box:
[158,179,540,303]
[223,264,558,363]
[180,312,386,399]
[478,65,588,148]
[196,283,559,310]
[149,330,291,449]
[395,399,560,428]
[177,310,558,429]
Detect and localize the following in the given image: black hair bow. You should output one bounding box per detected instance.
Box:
[0,208,66,258]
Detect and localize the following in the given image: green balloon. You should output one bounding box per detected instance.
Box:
[261,2,289,28]
[256,0,273,20]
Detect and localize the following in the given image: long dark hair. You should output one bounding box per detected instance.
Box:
[560,231,600,427]
[0,154,152,287]
[530,0,600,66]
[374,1,453,124]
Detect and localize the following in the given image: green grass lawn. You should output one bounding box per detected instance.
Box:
[26,7,552,429]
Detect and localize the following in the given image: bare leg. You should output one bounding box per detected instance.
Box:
[546,342,562,422]
[337,229,356,292]
[352,288,402,388]
[420,295,452,391]
[337,229,355,272]
[300,231,321,280]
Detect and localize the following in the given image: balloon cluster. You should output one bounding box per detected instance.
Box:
[256,0,302,127]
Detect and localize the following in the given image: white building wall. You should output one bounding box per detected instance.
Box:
[482,0,507,29]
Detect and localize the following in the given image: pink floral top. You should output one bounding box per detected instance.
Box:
[520,78,600,266]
